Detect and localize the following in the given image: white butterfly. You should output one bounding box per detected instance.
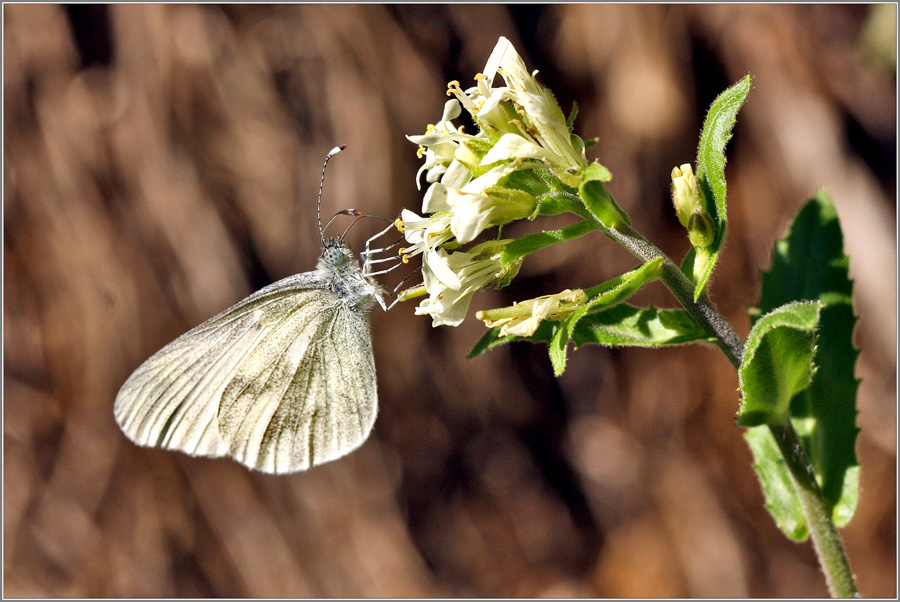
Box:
[114,147,400,474]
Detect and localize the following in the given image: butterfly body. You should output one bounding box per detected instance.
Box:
[114,238,381,474]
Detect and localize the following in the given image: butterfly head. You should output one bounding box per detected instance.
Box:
[320,236,353,268]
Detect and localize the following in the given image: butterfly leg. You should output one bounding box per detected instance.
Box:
[361,221,399,272]
[384,267,423,310]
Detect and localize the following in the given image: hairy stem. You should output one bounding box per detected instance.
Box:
[768,422,859,598]
[600,215,857,598]
[604,220,744,367]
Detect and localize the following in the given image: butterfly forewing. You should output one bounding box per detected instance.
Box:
[114,268,378,474]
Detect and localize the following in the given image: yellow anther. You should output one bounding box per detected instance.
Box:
[395,219,405,233]
[416,146,425,158]
[401,254,410,264]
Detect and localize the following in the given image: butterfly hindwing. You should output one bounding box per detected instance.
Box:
[218,294,377,473]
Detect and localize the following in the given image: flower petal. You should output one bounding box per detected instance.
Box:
[448,190,493,244]
[481,133,551,165]
[425,248,462,291]
[440,159,473,189]
[423,183,452,213]
[482,36,511,87]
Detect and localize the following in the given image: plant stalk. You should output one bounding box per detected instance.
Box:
[563,187,857,595]
[768,422,859,598]
[604,220,744,367]
[602,218,858,598]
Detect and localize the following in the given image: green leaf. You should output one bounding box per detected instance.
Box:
[501,220,600,265]
[579,164,628,228]
[737,301,822,428]
[582,161,612,183]
[744,426,809,541]
[693,74,751,300]
[751,190,861,528]
[567,101,579,129]
[507,169,553,198]
[549,259,663,375]
[467,320,556,359]
[571,304,715,348]
[468,304,714,361]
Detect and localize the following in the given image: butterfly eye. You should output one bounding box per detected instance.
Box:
[324,247,344,266]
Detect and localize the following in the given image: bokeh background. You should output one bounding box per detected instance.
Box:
[4,4,896,598]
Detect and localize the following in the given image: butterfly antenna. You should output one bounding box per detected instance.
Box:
[339,213,392,241]
[317,145,347,244]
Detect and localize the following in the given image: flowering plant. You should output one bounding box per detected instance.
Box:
[398,37,862,598]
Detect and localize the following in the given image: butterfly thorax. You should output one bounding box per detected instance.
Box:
[317,238,380,311]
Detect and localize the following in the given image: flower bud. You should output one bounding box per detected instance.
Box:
[687,209,717,248]
[671,164,701,228]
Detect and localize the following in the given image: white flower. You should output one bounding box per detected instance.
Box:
[447,185,535,244]
[399,209,458,287]
[407,100,474,189]
[415,240,518,327]
[467,37,589,185]
[482,289,587,337]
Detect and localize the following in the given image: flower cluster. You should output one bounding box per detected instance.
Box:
[401,36,590,327]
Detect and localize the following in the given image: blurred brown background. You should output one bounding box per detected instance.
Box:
[4,4,895,598]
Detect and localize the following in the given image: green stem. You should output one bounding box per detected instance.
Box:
[768,422,859,598]
[583,205,858,597]
[604,220,744,368]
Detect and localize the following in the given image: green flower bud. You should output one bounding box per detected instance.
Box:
[687,209,717,248]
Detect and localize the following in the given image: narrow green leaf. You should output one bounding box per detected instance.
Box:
[501,220,600,264]
[467,320,555,359]
[550,258,663,375]
[737,301,822,428]
[572,304,716,348]
[534,192,584,217]
[579,165,628,228]
[548,330,569,375]
[744,426,809,541]
[752,190,861,527]
[693,74,752,300]
[566,101,579,128]
[467,304,715,361]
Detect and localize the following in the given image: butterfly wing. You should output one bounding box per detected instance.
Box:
[114,271,378,473]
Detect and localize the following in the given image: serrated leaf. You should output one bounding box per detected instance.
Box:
[752,190,860,527]
[549,259,663,375]
[693,75,751,300]
[737,301,822,428]
[744,426,809,541]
